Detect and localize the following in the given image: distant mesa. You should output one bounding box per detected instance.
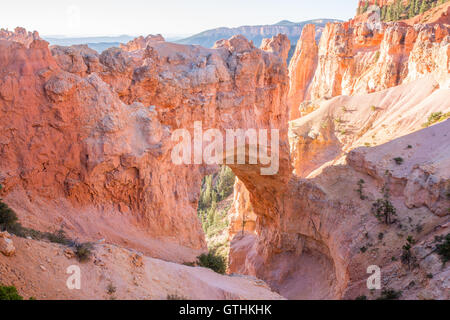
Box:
[38,18,342,60]
[174,19,342,49]
[42,35,137,53]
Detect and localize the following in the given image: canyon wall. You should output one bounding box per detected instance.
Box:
[230,77,450,299]
[287,25,318,119]
[1,14,449,300]
[288,19,449,117]
[230,11,450,299]
[0,30,290,262]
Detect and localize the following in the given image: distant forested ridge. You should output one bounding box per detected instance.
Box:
[357,0,449,21]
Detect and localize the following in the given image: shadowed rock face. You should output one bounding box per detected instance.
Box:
[229,17,450,299]
[229,79,450,299]
[0,30,290,262]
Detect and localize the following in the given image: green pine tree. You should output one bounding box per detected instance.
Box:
[420,0,430,13]
[386,5,393,21]
[415,0,422,14]
[398,0,406,19]
[408,0,416,17]
[363,0,370,13]
[381,5,387,20]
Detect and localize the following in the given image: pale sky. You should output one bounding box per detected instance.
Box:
[1,0,358,37]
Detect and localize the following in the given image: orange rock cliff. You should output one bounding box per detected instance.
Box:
[288,17,449,118]
[0,30,289,264]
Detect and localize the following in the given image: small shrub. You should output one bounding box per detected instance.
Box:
[435,233,450,265]
[0,285,23,300]
[355,295,367,300]
[371,105,377,112]
[372,181,397,225]
[182,261,196,267]
[393,157,404,165]
[196,251,226,274]
[377,289,402,300]
[0,202,18,231]
[356,179,367,200]
[415,224,423,234]
[426,273,433,279]
[378,232,384,240]
[407,235,416,245]
[74,242,93,263]
[0,202,40,239]
[422,112,450,128]
[374,51,380,61]
[360,246,367,253]
[107,283,116,295]
[401,236,417,269]
[407,145,413,149]
[341,106,347,112]
[167,293,187,300]
[45,228,71,245]
[0,185,76,249]
[3,221,28,237]
[372,198,397,225]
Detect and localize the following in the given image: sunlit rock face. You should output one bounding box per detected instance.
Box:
[260,33,291,63]
[287,20,449,117]
[0,29,290,263]
[119,34,165,51]
[287,24,318,119]
[0,27,40,47]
